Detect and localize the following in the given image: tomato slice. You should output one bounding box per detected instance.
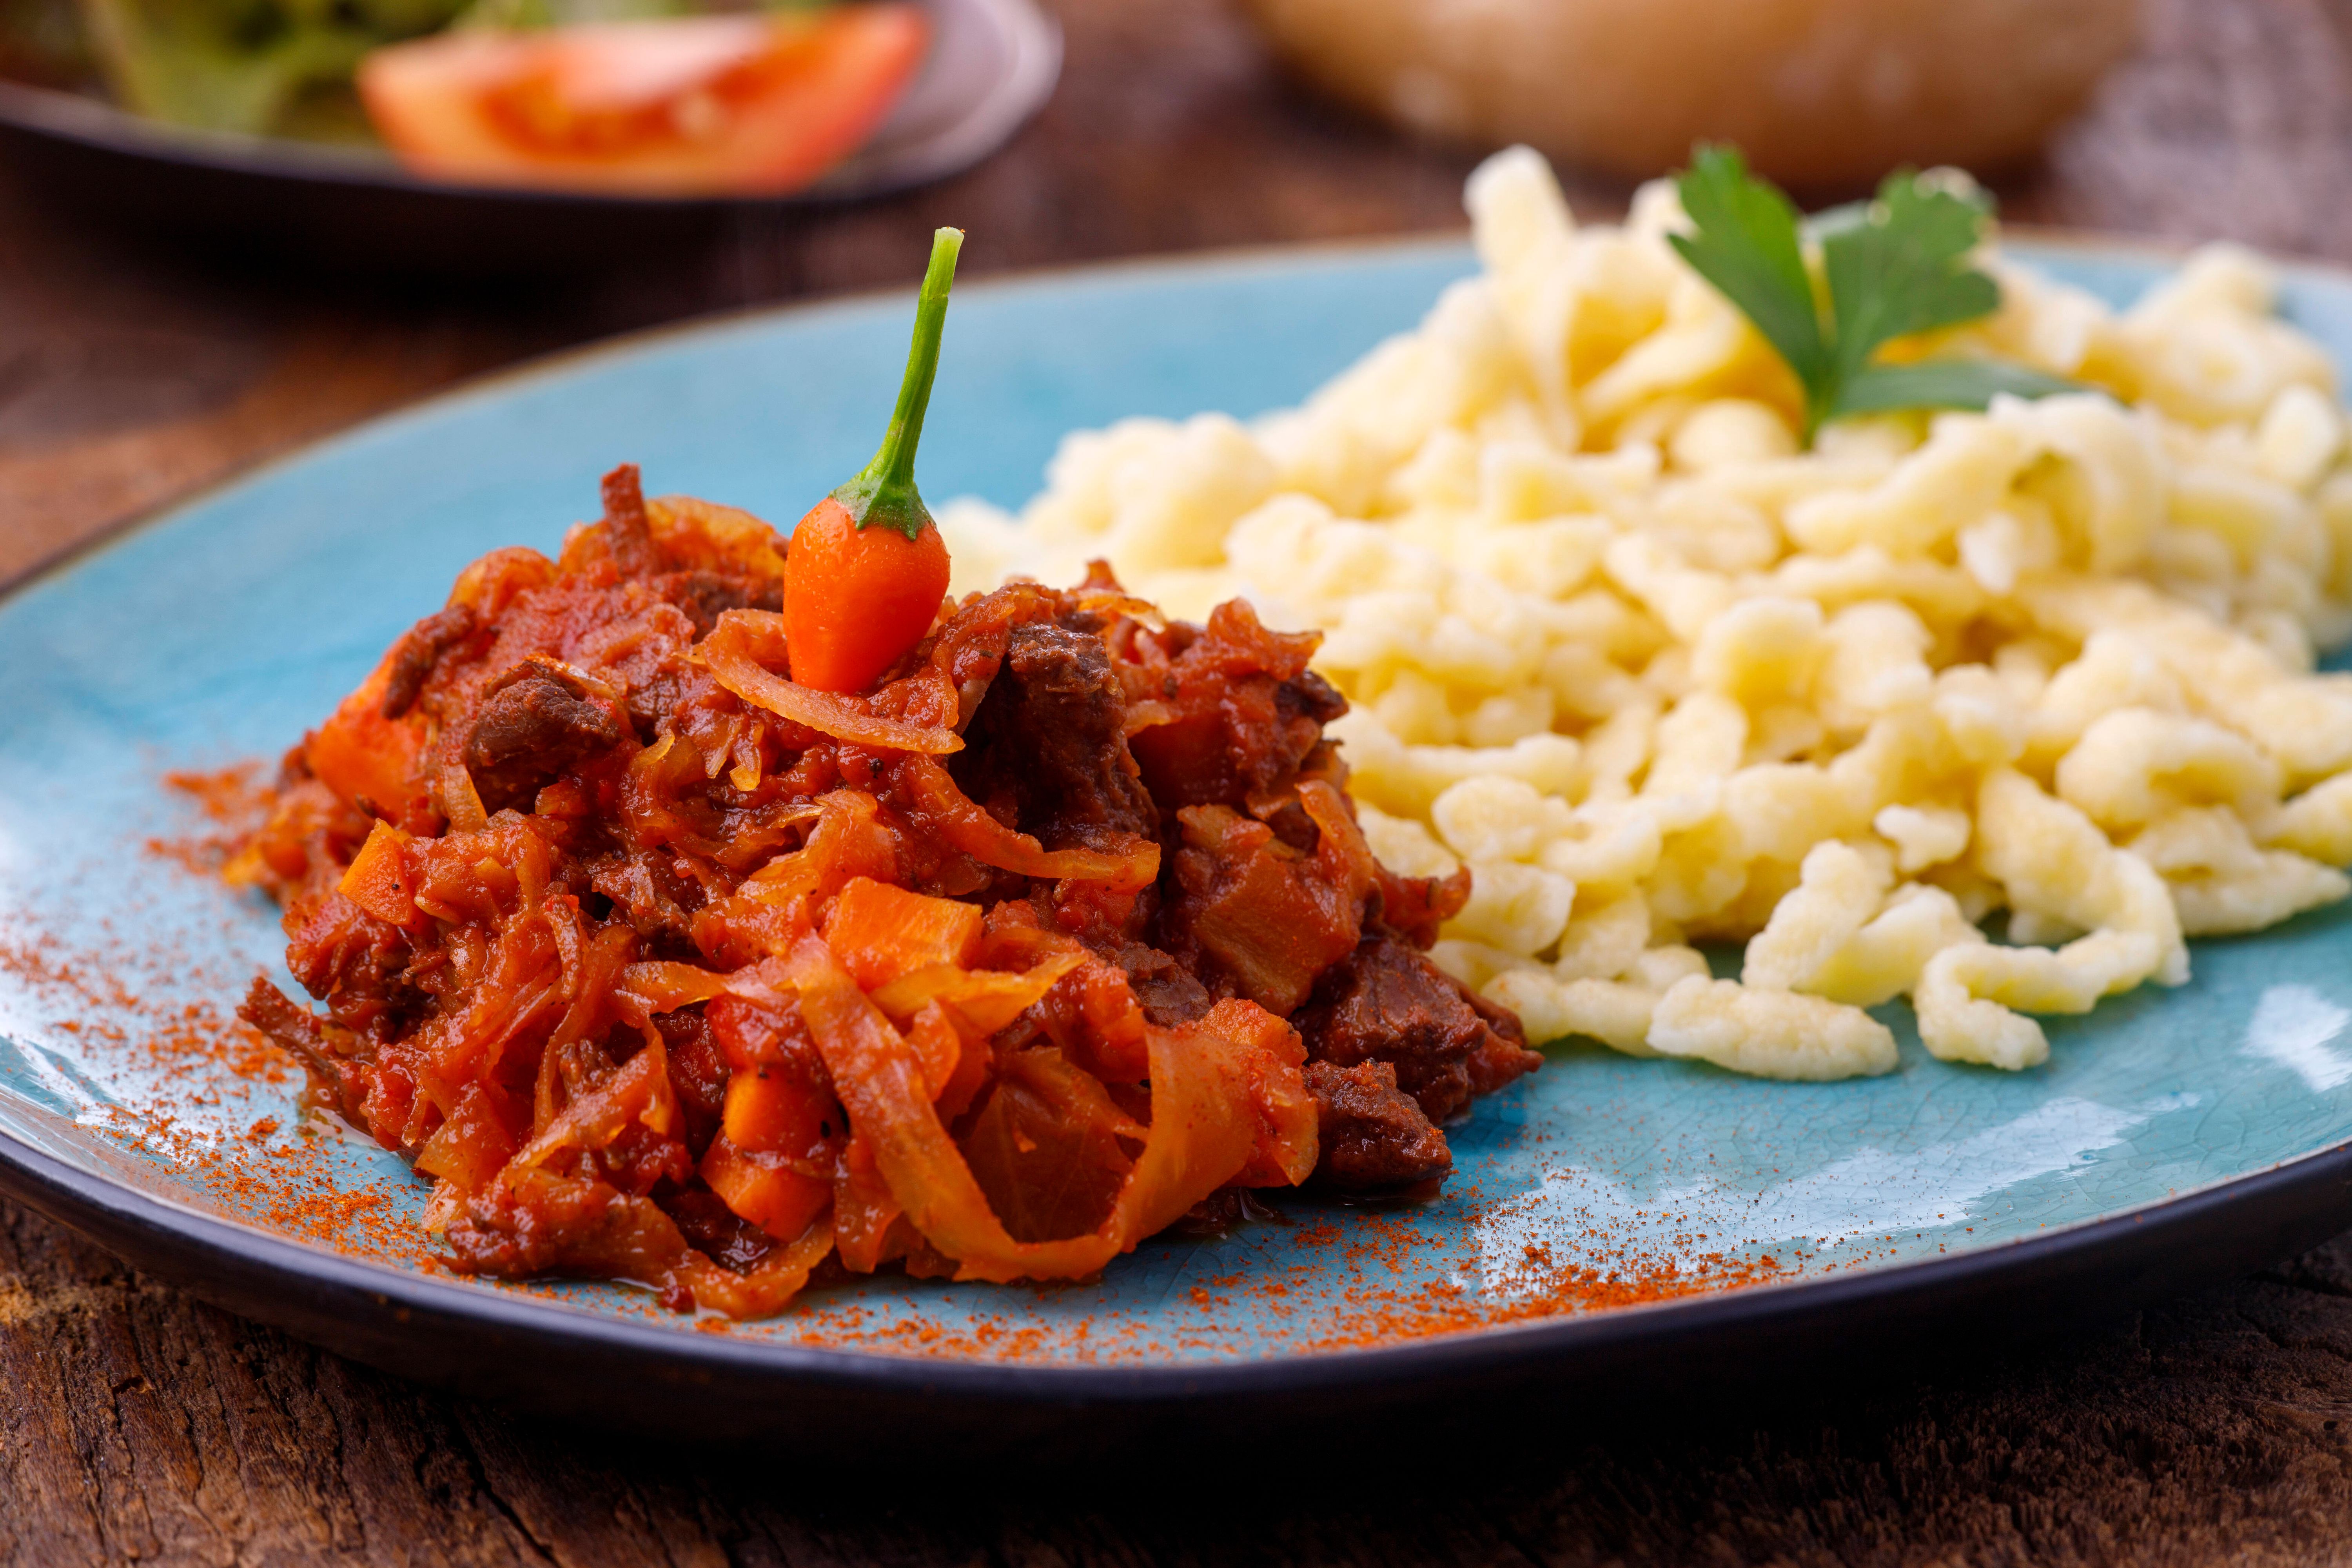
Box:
[357,4,930,196]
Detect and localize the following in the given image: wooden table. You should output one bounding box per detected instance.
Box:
[12,0,2352,1559]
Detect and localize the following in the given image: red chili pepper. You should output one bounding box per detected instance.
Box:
[781,228,961,693]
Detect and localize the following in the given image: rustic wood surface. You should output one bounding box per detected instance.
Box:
[13,0,2352,1561]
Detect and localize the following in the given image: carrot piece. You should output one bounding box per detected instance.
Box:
[701,1136,832,1243]
[780,229,961,693]
[721,1063,832,1153]
[306,659,426,816]
[820,875,982,989]
[338,820,418,927]
[905,999,965,1103]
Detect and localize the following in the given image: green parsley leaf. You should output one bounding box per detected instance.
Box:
[1670,146,2076,442]
[1667,147,1834,415]
[1820,175,1998,394]
[1831,361,2081,419]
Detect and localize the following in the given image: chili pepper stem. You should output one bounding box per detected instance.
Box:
[831,227,963,542]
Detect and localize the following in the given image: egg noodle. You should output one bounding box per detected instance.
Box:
[942,148,2352,1081]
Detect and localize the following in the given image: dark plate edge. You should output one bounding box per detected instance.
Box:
[5,1107,2351,1409]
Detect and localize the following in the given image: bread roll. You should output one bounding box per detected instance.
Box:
[1239,0,2141,187]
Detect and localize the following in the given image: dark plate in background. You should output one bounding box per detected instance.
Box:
[0,0,1058,274]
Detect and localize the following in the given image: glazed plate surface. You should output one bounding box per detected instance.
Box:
[7,237,2352,1434]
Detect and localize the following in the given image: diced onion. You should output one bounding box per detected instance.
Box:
[786,934,1274,1283]
[704,612,962,754]
[897,755,1159,887]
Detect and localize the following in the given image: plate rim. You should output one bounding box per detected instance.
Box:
[5,1107,2348,1400]
[11,227,2352,1403]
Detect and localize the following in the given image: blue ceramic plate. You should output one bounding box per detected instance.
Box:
[8,236,2352,1442]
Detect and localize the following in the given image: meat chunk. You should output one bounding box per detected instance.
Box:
[444,1172,666,1282]
[281,887,417,1039]
[237,976,365,1120]
[1164,804,1365,1015]
[463,656,627,813]
[238,976,327,1067]
[1116,942,1213,1026]
[1268,671,1349,770]
[1459,976,1544,1098]
[1125,600,1348,808]
[658,1188,779,1274]
[1159,781,1374,1017]
[379,604,478,719]
[599,462,662,578]
[579,847,702,945]
[1371,860,1473,949]
[1292,932,1541,1124]
[954,622,1158,848]
[657,570,780,639]
[1304,1059,1452,1189]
